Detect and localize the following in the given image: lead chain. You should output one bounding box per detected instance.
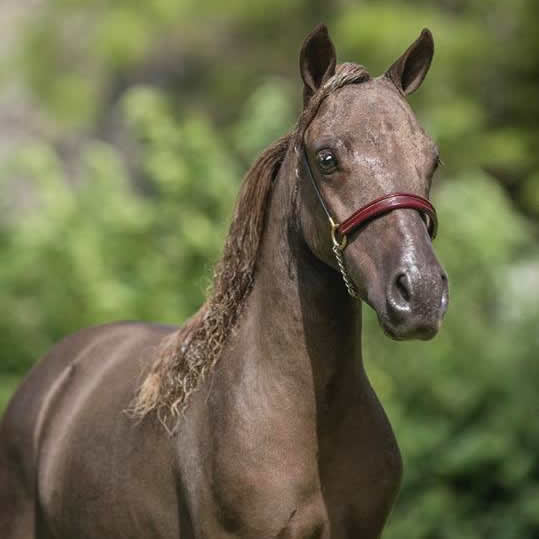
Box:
[332,243,359,298]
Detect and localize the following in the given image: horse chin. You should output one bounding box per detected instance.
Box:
[377,312,442,342]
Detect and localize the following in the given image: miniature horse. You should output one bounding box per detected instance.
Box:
[0,25,448,538]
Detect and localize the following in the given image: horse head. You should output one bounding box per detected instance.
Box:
[297,25,448,340]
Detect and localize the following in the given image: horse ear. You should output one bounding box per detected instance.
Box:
[299,24,337,107]
[386,28,434,96]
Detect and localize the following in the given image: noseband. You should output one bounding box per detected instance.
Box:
[299,147,438,298]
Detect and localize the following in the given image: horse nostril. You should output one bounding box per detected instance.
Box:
[395,273,411,303]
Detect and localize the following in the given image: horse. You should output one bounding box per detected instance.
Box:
[0,24,448,539]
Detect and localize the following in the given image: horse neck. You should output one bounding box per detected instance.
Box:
[246,147,362,401]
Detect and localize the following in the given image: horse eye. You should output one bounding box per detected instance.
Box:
[316,150,337,174]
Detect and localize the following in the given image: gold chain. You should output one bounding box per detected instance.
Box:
[330,221,358,298]
[332,243,358,298]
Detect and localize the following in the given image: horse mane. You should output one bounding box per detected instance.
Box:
[130,63,370,428]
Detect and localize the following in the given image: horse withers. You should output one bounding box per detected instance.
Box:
[0,25,448,539]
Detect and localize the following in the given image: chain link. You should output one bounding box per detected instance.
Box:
[332,243,358,298]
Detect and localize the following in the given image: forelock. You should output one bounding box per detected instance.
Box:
[324,62,371,93]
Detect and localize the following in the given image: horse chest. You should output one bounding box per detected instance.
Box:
[178,364,401,538]
[317,388,403,537]
[175,365,325,536]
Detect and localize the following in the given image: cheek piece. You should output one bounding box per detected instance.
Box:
[297,146,438,299]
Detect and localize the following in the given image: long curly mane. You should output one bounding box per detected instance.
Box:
[130,63,370,428]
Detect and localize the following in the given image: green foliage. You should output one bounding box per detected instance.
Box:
[0,87,241,373]
[1,0,538,537]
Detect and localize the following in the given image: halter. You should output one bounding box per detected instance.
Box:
[298,147,438,298]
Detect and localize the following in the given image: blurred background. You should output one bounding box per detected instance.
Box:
[0,0,538,537]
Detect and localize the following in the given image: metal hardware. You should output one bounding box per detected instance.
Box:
[332,241,358,298]
[330,218,347,250]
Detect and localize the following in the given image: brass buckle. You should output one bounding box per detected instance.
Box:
[329,218,347,250]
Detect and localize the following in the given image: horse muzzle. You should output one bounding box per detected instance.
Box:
[381,263,449,340]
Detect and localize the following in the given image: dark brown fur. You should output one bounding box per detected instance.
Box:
[0,25,448,538]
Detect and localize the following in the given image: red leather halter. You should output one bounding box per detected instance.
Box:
[299,146,439,298]
[339,192,437,238]
[300,148,438,243]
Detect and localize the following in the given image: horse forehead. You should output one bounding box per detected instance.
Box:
[314,81,427,146]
